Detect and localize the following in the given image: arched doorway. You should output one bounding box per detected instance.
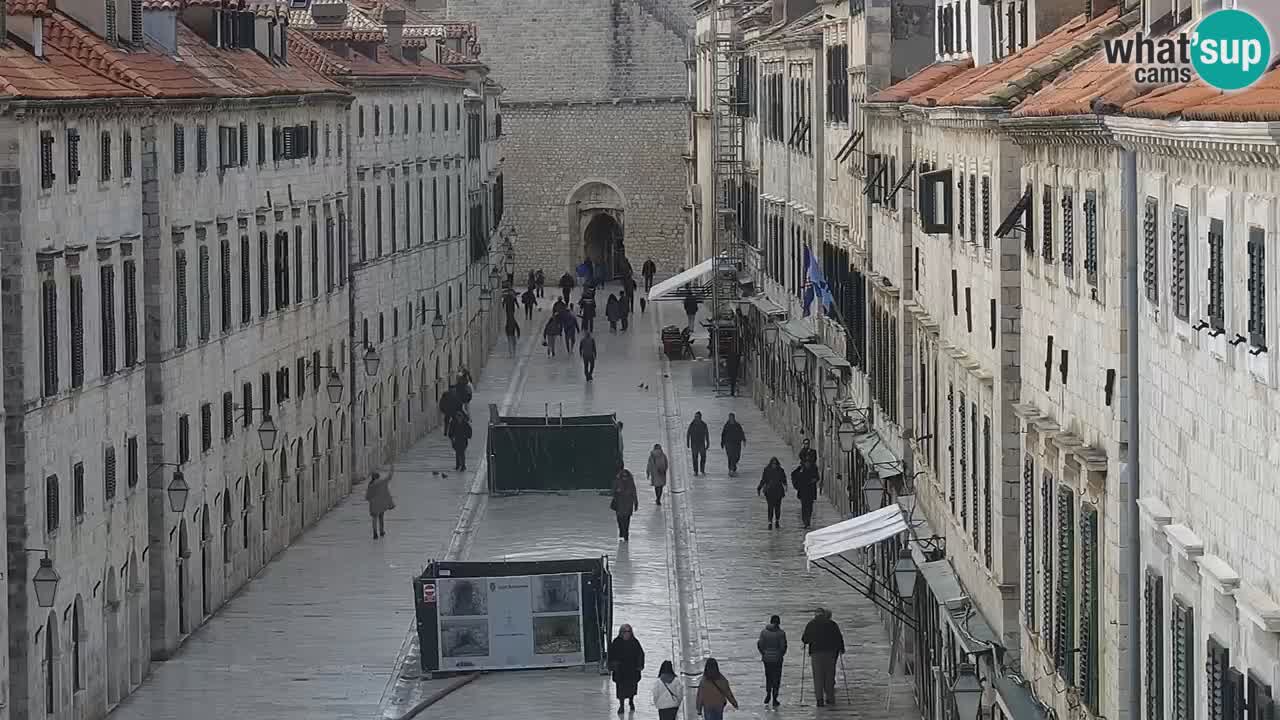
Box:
[583,213,627,283]
[200,504,212,618]
[104,572,122,705]
[44,610,58,716]
[127,551,142,687]
[177,519,190,635]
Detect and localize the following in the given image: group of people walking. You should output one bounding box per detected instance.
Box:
[606,607,848,716]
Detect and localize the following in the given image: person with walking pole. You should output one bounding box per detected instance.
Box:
[800,608,845,708]
[757,614,788,707]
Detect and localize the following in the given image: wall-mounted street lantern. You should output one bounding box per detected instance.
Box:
[764,322,779,344]
[25,549,60,608]
[233,406,280,451]
[950,662,984,720]
[431,307,447,341]
[893,549,918,600]
[362,344,382,377]
[478,285,492,311]
[791,347,809,373]
[325,370,344,404]
[862,472,885,511]
[147,462,191,511]
[821,372,841,404]
[837,418,858,453]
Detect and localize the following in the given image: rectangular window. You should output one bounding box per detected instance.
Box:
[178,413,191,464]
[418,179,425,245]
[259,231,269,317]
[1249,226,1266,349]
[309,121,318,161]
[1062,188,1075,276]
[296,357,306,398]
[239,122,248,167]
[359,188,368,261]
[197,243,210,341]
[981,175,991,249]
[325,215,335,292]
[220,239,232,331]
[240,235,252,323]
[1084,191,1099,286]
[40,130,55,189]
[968,172,977,239]
[100,263,117,374]
[375,186,384,255]
[274,231,289,310]
[389,183,397,251]
[1041,473,1055,640]
[1144,197,1159,302]
[66,129,81,185]
[1208,638,1230,720]
[1022,455,1036,631]
[217,125,238,169]
[1079,504,1100,710]
[122,130,132,178]
[73,463,84,518]
[175,249,188,347]
[100,131,111,182]
[293,226,302,304]
[242,383,253,428]
[1042,184,1055,263]
[104,446,117,501]
[173,124,185,173]
[982,416,992,568]
[1054,486,1075,680]
[947,386,956,513]
[958,391,968,526]
[310,216,319,299]
[257,122,266,165]
[1172,205,1190,320]
[123,258,137,365]
[70,274,84,388]
[1207,217,1225,331]
[432,178,439,242]
[127,436,138,488]
[222,391,234,441]
[200,402,212,452]
[196,125,208,172]
[1145,570,1165,720]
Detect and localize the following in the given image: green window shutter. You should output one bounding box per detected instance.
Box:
[1172,598,1195,720]
[1248,674,1273,720]
[1227,668,1245,720]
[1145,570,1165,720]
[1041,472,1055,643]
[1207,637,1228,720]
[1022,455,1035,631]
[1079,504,1100,709]
[1054,486,1075,680]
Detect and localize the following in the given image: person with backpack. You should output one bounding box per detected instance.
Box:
[438,387,460,438]
[612,464,639,541]
[757,457,787,529]
[650,660,684,720]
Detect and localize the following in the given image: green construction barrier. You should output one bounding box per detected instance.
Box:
[488,418,621,493]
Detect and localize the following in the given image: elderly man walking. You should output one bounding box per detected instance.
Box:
[801,608,846,708]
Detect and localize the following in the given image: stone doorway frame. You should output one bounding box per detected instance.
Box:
[565,178,626,279]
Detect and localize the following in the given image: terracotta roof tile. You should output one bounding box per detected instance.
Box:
[1118,67,1280,121]
[286,30,353,76]
[1119,77,1219,119]
[867,60,973,103]
[141,0,183,9]
[289,3,384,41]
[288,29,464,80]
[1011,29,1148,117]
[7,0,51,17]
[0,42,141,98]
[911,8,1132,109]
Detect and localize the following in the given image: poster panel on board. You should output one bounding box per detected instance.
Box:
[436,573,586,671]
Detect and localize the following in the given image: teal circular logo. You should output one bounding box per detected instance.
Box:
[1192,9,1271,91]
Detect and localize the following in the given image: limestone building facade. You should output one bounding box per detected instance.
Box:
[447,0,690,280]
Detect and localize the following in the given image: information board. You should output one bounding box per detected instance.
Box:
[435,573,586,671]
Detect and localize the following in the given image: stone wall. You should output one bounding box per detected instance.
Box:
[498,101,688,278]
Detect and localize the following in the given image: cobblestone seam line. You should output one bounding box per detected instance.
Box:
[381,333,538,720]
[653,307,713,706]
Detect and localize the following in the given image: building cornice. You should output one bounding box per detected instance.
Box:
[499,95,689,109]
[999,115,1116,147]
[919,105,1007,130]
[1105,116,1280,167]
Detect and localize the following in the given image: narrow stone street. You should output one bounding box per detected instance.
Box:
[108,289,914,720]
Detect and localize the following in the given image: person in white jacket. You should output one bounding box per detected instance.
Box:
[651,660,684,720]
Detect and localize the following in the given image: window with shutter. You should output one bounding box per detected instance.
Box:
[174,124,185,173]
[67,129,80,185]
[404,179,411,245]
[127,436,138,488]
[982,416,992,567]
[296,357,305,397]
[310,217,319,299]
[73,463,84,518]
[259,232,269,317]
[42,274,59,395]
[958,392,968,526]
[1248,227,1266,349]
[981,175,991,249]
[1172,598,1195,720]
[1143,196,1159,301]
[175,249,188,347]
[257,123,266,165]
[1228,669,1246,720]
[390,184,397,250]
[1022,455,1036,629]
[198,244,210,341]
[1079,504,1100,709]
[338,207,347,283]
[312,350,321,391]
[1172,206,1190,320]
[40,130,55,189]
[222,392,234,441]
[100,131,111,181]
[374,106,381,135]
[417,180,425,246]
[1207,637,1229,720]
[1054,486,1075,679]
[1042,185,1055,263]
[220,239,232,332]
[196,125,208,172]
[240,236,252,323]
[1208,218,1225,331]
[968,173,977,240]
[100,263,117,374]
[376,186,385,254]
[293,226,302,303]
[104,447,117,501]
[123,258,137,365]
[325,215,335,292]
[178,413,190,463]
[310,121,318,160]
[388,105,395,134]
[1248,674,1272,720]
[1041,472,1055,640]
[45,476,59,533]
[948,386,956,513]
[261,373,270,412]
[70,274,84,388]
[1145,571,1166,720]
[130,0,142,44]
[956,172,965,236]
[201,402,212,452]
[1062,188,1075,276]
[242,383,253,428]
[239,122,248,166]
[1082,190,1099,286]
[122,130,132,178]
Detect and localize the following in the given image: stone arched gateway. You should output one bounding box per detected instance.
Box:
[566,179,629,282]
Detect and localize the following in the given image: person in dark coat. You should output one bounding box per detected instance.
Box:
[720,413,746,476]
[579,330,597,381]
[526,269,537,292]
[622,273,637,313]
[619,287,632,331]
[558,271,575,304]
[449,412,472,471]
[798,437,817,466]
[757,614,788,707]
[543,314,562,356]
[578,289,597,333]
[560,306,579,352]
[365,466,395,539]
[683,292,699,331]
[613,464,639,541]
[605,293,623,332]
[686,411,709,476]
[757,457,787,529]
[608,624,645,714]
[535,269,546,298]
[791,459,821,529]
[504,316,520,356]
[521,287,536,320]
[642,258,657,290]
[438,387,460,438]
[725,351,740,396]
[501,287,517,320]
[801,609,846,707]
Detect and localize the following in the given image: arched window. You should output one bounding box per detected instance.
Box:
[45,611,57,714]
[45,475,59,534]
[222,495,232,563]
[72,596,83,691]
[260,463,269,533]
[278,452,287,516]
[241,479,250,550]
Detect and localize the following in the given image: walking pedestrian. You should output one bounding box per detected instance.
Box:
[798,437,817,466]
[791,458,821,529]
[612,464,639,541]
[695,658,739,720]
[501,286,517,320]
[650,660,684,720]
[535,268,546,298]
[365,466,395,539]
[800,609,845,708]
[720,412,746,476]
[646,443,669,504]
[619,289,632,332]
[521,287,536,320]
[438,386,460,438]
[559,271,576,304]
[449,411,472,471]
[543,314,561,356]
[504,315,520,356]
[683,292,699,331]
[725,350,740,396]
[686,411,709,476]
[623,273,637,314]
[561,306,579,352]
[526,269,537,293]
[757,457,787,529]
[642,258,657,291]
[757,614,788,707]
[579,330,598,381]
[608,624,645,714]
[579,288,597,332]
[606,293,623,332]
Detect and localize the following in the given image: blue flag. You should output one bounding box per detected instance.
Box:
[801,246,833,318]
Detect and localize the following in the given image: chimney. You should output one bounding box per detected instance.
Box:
[311,1,348,25]
[383,7,405,60]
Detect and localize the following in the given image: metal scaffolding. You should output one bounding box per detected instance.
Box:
[708,0,745,393]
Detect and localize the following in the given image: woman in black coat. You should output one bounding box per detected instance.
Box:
[608,624,645,714]
[605,293,623,332]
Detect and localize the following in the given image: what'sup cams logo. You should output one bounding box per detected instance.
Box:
[1103,9,1272,91]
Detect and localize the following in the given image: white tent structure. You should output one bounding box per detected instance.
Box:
[803,504,907,568]
[647,258,715,301]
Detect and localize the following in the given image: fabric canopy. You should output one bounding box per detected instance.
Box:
[803,505,907,567]
[647,258,714,301]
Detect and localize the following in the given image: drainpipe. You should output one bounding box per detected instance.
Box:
[1122,147,1141,720]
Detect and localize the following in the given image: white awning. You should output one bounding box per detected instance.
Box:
[647,258,715,301]
[803,505,907,567]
